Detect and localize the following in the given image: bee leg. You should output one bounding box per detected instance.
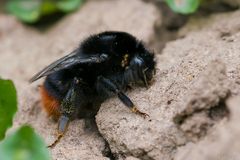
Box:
[98,76,149,118]
[48,79,78,148]
[117,92,149,118]
[48,115,70,148]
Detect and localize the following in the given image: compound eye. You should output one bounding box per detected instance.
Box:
[131,56,144,66]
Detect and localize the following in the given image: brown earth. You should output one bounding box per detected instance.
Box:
[1,0,240,160]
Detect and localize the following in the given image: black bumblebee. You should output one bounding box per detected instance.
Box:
[30,31,156,147]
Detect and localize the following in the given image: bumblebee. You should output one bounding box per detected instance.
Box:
[30,31,156,147]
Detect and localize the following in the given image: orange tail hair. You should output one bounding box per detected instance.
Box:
[40,85,61,120]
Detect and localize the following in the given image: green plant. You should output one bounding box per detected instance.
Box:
[6,0,84,23]
[0,79,17,140]
[0,78,51,160]
[165,0,200,14]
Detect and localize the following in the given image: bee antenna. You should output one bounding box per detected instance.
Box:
[142,68,149,89]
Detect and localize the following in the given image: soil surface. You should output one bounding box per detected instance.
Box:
[1,0,240,160]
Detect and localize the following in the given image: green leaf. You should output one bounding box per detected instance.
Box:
[165,0,200,14]
[0,79,17,140]
[41,1,58,16]
[57,0,84,12]
[0,126,51,160]
[6,0,41,23]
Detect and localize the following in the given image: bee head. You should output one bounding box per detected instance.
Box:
[125,49,156,87]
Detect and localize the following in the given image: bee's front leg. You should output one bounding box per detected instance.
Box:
[97,76,149,118]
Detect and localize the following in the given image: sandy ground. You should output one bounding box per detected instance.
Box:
[1,0,240,160]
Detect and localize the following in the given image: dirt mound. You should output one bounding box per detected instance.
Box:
[97,10,240,159]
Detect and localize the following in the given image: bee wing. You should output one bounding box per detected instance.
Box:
[29,50,108,83]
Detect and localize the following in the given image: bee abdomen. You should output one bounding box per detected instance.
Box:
[40,85,61,120]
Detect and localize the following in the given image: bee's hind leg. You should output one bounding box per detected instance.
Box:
[48,78,78,148]
[48,115,70,148]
